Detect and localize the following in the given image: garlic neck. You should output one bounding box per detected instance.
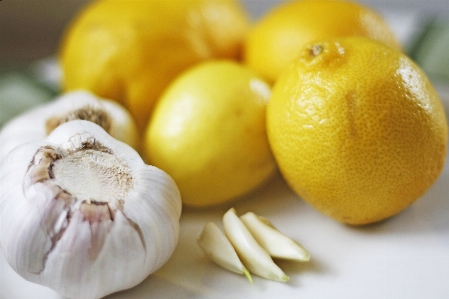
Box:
[45,106,112,135]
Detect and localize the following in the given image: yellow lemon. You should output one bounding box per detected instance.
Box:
[244,0,401,83]
[60,0,249,131]
[144,60,276,207]
[266,37,448,225]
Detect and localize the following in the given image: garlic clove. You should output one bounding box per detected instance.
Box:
[0,90,139,163]
[198,222,252,282]
[240,212,310,262]
[223,208,289,282]
[0,120,181,299]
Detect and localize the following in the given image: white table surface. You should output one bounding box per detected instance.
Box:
[2,140,449,299]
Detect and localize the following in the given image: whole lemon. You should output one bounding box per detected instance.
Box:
[243,0,401,83]
[60,0,249,131]
[144,60,276,207]
[266,37,448,225]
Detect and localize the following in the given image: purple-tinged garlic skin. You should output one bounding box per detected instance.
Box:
[0,120,181,299]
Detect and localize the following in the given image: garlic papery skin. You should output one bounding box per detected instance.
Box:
[0,120,181,299]
[0,90,139,163]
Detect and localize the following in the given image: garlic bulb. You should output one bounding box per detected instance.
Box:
[0,90,139,163]
[0,120,182,299]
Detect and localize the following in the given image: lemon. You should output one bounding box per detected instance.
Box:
[60,0,249,131]
[144,60,276,207]
[243,0,401,83]
[266,37,448,225]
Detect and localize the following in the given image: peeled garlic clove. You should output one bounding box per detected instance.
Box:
[198,222,252,282]
[0,90,139,163]
[223,208,288,282]
[240,212,310,262]
[0,120,181,299]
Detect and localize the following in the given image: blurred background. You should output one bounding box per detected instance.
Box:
[1,0,448,67]
[1,0,449,124]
